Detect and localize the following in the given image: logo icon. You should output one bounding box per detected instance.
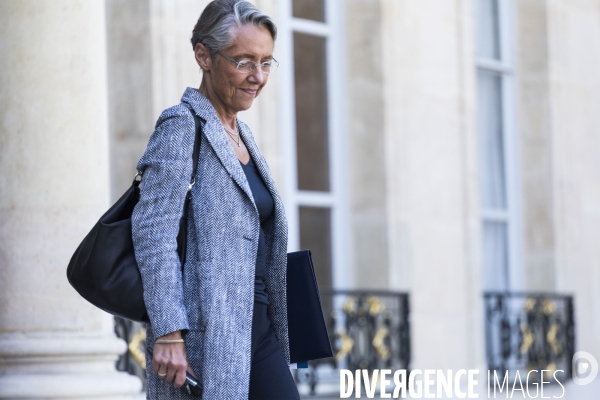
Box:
[572,351,598,385]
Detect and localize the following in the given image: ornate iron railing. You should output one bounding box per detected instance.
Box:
[115,317,147,389]
[484,292,575,385]
[114,290,411,396]
[294,290,411,395]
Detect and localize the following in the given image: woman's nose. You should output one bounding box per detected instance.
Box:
[248,67,265,84]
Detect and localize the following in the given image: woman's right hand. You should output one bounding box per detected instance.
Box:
[152,331,197,388]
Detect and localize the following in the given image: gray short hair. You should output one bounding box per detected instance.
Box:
[191,0,277,54]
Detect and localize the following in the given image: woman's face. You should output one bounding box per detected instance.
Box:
[205,24,274,115]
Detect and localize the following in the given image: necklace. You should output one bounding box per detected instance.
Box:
[223,125,241,147]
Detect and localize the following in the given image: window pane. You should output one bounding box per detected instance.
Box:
[482,221,509,290]
[293,0,325,22]
[477,70,507,209]
[476,0,501,60]
[294,33,330,192]
[299,206,332,288]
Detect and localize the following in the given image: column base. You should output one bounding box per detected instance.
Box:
[0,372,142,399]
[0,333,142,399]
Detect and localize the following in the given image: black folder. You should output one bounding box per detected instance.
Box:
[286,250,333,364]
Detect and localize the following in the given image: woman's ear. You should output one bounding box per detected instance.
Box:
[195,42,212,71]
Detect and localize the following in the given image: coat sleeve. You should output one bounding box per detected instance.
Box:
[131,104,194,339]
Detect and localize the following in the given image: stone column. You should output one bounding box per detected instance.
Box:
[346,0,390,289]
[516,0,557,291]
[0,1,142,398]
[546,0,600,359]
[379,0,486,371]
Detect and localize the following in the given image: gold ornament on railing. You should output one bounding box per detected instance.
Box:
[546,323,562,355]
[542,299,556,314]
[372,326,390,361]
[343,296,357,315]
[335,328,355,361]
[128,327,147,369]
[520,324,534,354]
[367,296,385,316]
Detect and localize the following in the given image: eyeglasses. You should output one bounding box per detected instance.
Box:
[215,50,279,74]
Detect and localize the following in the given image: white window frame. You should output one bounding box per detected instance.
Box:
[277,0,350,288]
[476,0,522,291]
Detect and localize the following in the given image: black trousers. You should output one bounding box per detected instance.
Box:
[248,302,301,400]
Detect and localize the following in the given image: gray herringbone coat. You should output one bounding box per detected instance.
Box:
[132,87,290,399]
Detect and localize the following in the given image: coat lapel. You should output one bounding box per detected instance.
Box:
[182,88,254,205]
[237,122,278,202]
[238,121,288,251]
[181,87,285,223]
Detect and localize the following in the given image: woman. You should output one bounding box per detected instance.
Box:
[132,1,300,398]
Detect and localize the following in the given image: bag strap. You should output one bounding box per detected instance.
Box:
[187,107,202,191]
[133,105,202,186]
[176,106,203,267]
[176,105,203,269]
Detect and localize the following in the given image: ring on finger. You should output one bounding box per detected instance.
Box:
[158,372,167,377]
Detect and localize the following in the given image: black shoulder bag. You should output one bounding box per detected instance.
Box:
[66,108,202,323]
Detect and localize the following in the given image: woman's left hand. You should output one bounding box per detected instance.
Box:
[152,330,195,388]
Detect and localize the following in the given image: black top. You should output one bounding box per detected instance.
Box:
[239,156,274,305]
